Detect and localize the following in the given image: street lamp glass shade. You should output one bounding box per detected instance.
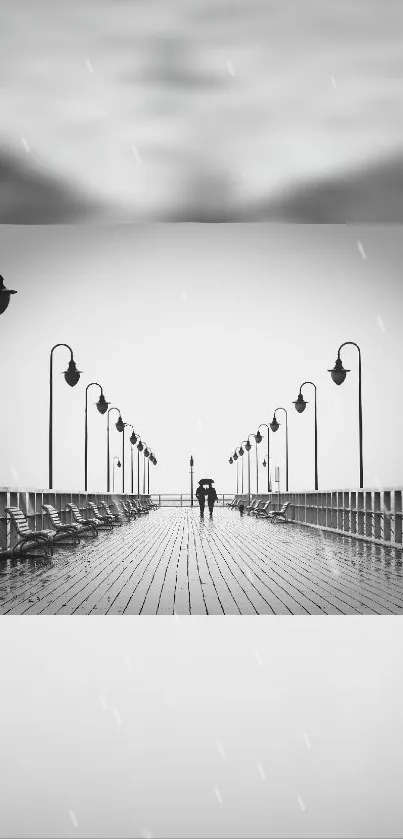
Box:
[233,452,238,461]
[96,393,109,414]
[115,416,125,432]
[239,446,244,456]
[262,459,267,468]
[137,442,144,452]
[117,459,121,468]
[144,448,150,458]
[255,430,263,444]
[130,431,137,445]
[190,456,194,467]
[270,416,279,432]
[154,458,158,465]
[64,358,81,387]
[229,457,233,464]
[245,441,251,451]
[293,393,307,413]
[328,357,349,385]
[0,275,17,315]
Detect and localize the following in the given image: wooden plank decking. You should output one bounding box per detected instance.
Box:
[1,508,403,615]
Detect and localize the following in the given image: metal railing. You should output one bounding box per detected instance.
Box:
[3,486,400,554]
[150,494,234,507]
[242,488,403,549]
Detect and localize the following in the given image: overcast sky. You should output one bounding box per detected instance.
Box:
[1,0,403,221]
[0,223,402,495]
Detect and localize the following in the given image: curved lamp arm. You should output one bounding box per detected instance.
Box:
[107,406,123,436]
[338,340,361,358]
[86,381,106,405]
[300,380,316,396]
[50,342,74,361]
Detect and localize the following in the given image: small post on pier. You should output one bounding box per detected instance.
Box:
[190,455,194,507]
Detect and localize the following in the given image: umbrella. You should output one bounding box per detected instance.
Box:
[198,478,214,485]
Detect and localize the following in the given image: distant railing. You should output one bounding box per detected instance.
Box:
[245,489,403,549]
[0,489,151,556]
[150,494,234,508]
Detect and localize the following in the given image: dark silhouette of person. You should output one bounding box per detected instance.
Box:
[196,484,206,517]
[207,484,218,517]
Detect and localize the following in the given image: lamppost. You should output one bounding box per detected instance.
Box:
[120,420,135,494]
[137,440,144,495]
[239,442,249,494]
[106,407,123,492]
[328,341,363,489]
[255,424,271,492]
[84,383,110,492]
[232,449,240,493]
[125,425,140,494]
[148,452,156,494]
[190,455,194,506]
[49,343,82,489]
[143,446,150,494]
[293,381,318,490]
[112,457,121,492]
[270,408,288,491]
[0,275,17,316]
[244,435,255,500]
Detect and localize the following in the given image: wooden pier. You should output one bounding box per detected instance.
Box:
[1,509,402,615]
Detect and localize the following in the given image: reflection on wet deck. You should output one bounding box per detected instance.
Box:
[1,509,402,615]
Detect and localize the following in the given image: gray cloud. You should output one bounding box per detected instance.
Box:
[1,0,403,222]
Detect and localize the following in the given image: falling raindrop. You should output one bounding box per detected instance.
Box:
[357,240,367,259]
[69,810,78,828]
[113,707,122,726]
[214,787,223,804]
[216,740,225,760]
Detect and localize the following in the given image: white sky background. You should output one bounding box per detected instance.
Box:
[1,0,403,220]
[0,223,402,495]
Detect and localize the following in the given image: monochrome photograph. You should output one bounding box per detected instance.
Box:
[1,223,402,616]
[1,2,402,838]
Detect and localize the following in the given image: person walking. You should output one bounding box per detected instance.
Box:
[196,483,206,517]
[207,483,218,517]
